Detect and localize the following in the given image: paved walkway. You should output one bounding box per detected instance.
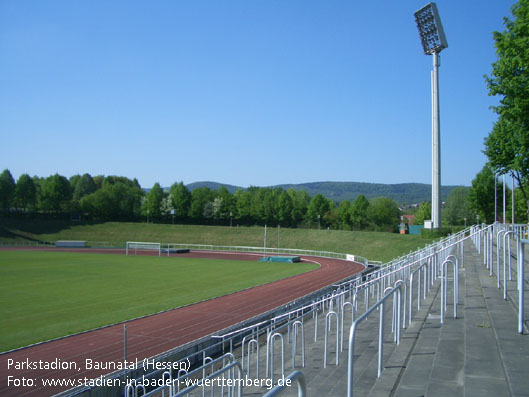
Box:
[367,241,529,397]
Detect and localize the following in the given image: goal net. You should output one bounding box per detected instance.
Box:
[126,241,161,256]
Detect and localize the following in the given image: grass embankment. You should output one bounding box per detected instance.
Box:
[0,251,318,352]
[0,219,434,263]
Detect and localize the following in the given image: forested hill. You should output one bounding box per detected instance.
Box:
[185,181,462,205]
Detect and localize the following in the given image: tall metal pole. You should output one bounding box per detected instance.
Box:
[431,51,441,228]
[495,177,498,222]
[512,174,515,224]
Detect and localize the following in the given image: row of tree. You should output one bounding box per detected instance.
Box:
[0,170,143,221]
[0,169,402,231]
[2,165,526,230]
[482,0,529,222]
[411,166,528,227]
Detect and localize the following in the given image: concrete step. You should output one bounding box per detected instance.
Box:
[366,241,529,397]
[368,271,443,397]
[239,285,401,396]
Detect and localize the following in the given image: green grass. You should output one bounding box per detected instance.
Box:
[0,250,318,352]
[0,219,434,262]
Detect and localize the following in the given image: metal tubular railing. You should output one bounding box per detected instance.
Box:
[0,239,370,266]
[340,300,355,352]
[497,229,507,288]
[446,255,459,304]
[440,258,458,323]
[347,280,403,397]
[262,370,307,397]
[267,332,285,384]
[518,239,527,334]
[477,223,527,335]
[173,361,243,397]
[291,320,305,369]
[125,383,146,397]
[161,371,172,396]
[503,231,514,300]
[245,338,259,378]
[323,311,339,368]
[165,243,369,265]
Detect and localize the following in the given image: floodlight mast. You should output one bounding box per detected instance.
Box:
[415,2,448,229]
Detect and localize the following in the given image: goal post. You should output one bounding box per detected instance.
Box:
[125,242,161,256]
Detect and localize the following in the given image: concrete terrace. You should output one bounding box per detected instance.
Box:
[241,235,529,397]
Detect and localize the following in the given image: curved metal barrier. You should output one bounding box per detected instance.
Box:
[347,280,404,397]
[262,370,306,397]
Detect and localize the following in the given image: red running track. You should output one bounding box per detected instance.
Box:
[0,248,364,396]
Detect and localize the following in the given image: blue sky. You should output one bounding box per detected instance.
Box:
[0,0,515,189]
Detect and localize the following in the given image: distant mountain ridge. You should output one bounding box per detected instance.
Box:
[185,181,462,205]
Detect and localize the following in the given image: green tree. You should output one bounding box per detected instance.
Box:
[93,175,104,190]
[289,189,310,227]
[306,194,330,226]
[468,164,501,223]
[484,118,529,221]
[513,187,529,222]
[73,174,97,202]
[337,200,353,230]
[40,174,72,213]
[169,182,192,220]
[351,194,370,230]
[142,183,164,221]
[413,201,432,226]
[0,169,16,212]
[216,186,235,222]
[235,189,253,225]
[278,190,294,226]
[32,176,43,211]
[484,0,529,221]
[367,197,400,232]
[14,174,37,212]
[69,175,81,193]
[323,201,339,229]
[245,186,263,224]
[442,187,477,226]
[189,187,214,221]
[256,188,279,225]
[81,180,142,221]
[103,175,141,189]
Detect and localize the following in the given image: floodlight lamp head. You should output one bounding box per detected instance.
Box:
[414,2,448,55]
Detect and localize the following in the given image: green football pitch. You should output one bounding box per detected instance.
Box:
[0,250,318,352]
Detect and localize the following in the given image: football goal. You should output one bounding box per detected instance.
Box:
[126,242,161,256]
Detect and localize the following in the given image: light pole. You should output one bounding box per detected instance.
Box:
[415,2,448,229]
[495,176,498,222]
